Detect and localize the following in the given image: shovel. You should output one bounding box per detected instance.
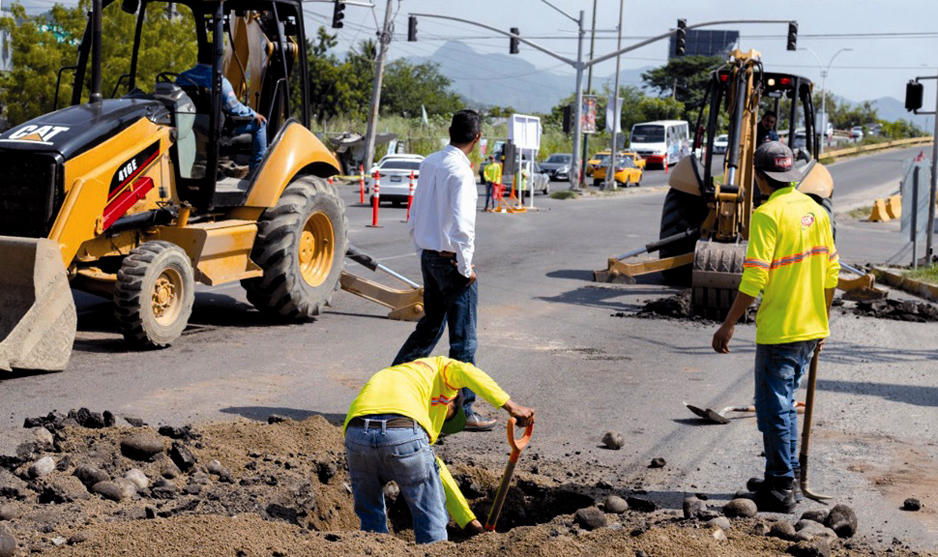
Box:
[684,401,805,425]
[484,417,534,531]
[799,350,832,502]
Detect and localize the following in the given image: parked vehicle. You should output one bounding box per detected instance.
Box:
[629,120,690,167]
[538,153,573,181]
[531,163,551,195]
[713,134,729,154]
[850,126,864,141]
[367,154,423,205]
[592,155,642,187]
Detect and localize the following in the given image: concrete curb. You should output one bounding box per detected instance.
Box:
[872,267,938,303]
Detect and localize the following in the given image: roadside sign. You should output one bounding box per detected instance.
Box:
[508,114,541,151]
[900,156,934,242]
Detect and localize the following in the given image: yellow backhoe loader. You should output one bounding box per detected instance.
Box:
[0,0,421,373]
[594,50,882,318]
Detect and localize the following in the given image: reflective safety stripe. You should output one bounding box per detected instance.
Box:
[769,246,830,269]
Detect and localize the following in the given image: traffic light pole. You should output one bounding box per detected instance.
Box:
[909,72,938,261]
[362,0,394,174]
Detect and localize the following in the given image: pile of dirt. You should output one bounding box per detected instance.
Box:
[622,290,756,323]
[0,410,929,556]
[850,298,938,322]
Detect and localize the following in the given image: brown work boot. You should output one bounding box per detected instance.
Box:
[464,412,497,432]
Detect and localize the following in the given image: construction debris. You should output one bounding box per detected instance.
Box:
[627,290,757,322]
[851,299,938,322]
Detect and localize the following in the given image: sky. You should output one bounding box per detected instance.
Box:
[9,0,938,105]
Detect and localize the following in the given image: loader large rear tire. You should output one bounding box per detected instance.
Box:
[242,176,348,320]
[659,188,709,285]
[114,241,195,348]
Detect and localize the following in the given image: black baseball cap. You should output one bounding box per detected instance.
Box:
[440,391,466,436]
[754,141,802,183]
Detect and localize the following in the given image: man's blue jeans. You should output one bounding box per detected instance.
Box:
[754,340,818,482]
[483,181,494,211]
[344,415,448,544]
[233,118,268,170]
[392,250,479,415]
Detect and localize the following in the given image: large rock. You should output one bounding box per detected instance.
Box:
[91,481,126,502]
[574,507,607,531]
[706,517,732,531]
[0,504,18,521]
[169,442,196,471]
[0,523,15,557]
[800,509,829,524]
[627,496,657,513]
[159,458,182,479]
[33,427,54,449]
[0,469,28,499]
[73,465,109,489]
[601,431,624,450]
[114,478,138,499]
[787,538,831,557]
[120,433,165,460]
[683,496,708,519]
[124,469,149,490]
[723,498,758,518]
[28,456,55,478]
[824,504,857,538]
[603,495,627,514]
[769,520,797,541]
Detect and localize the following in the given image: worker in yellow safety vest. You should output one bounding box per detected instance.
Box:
[343,356,535,544]
[482,156,502,211]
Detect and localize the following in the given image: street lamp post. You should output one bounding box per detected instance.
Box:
[799,47,852,154]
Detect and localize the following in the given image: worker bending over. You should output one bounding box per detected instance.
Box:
[711,141,839,513]
[343,357,535,543]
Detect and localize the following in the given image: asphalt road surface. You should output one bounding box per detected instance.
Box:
[2,147,936,550]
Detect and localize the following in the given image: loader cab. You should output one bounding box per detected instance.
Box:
[692,66,817,197]
[66,0,310,210]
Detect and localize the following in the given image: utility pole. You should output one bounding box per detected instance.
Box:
[362,0,394,173]
[929,69,938,260]
[579,0,598,188]
[605,0,624,190]
[569,9,586,190]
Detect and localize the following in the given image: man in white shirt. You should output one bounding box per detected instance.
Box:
[391,110,497,431]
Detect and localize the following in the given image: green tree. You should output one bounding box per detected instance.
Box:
[641,55,723,120]
[0,1,196,125]
[381,59,462,118]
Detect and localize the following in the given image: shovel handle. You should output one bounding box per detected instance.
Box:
[507,418,533,460]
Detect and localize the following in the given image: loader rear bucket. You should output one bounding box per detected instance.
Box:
[0,237,76,372]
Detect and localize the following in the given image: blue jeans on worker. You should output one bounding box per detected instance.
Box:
[483,181,494,211]
[233,118,268,170]
[344,415,448,544]
[754,339,818,482]
[392,250,479,415]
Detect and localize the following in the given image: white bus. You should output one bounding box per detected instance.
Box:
[628,120,690,167]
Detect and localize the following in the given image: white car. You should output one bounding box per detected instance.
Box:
[713,134,729,154]
[850,126,864,141]
[366,155,424,206]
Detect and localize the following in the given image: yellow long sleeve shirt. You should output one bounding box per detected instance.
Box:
[483,162,502,184]
[343,357,511,527]
[739,186,840,344]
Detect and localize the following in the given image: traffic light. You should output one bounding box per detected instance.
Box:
[675,19,686,56]
[787,22,798,51]
[509,27,520,55]
[906,80,924,112]
[331,1,345,29]
[562,104,574,133]
[407,15,417,42]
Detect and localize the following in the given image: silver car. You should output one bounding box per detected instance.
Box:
[366,155,423,206]
[538,153,573,181]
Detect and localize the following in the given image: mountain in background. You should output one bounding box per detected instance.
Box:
[870,97,929,130]
[401,41,651,113]
[397,41,923,128]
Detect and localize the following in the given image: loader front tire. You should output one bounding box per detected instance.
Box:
[114,241,195,348]
[242,176,349,320]
[659,188,709,285]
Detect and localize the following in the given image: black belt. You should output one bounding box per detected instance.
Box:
[348,415,418,430]
[426,250,456,258]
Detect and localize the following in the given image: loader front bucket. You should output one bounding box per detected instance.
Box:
[0,237,76,372]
